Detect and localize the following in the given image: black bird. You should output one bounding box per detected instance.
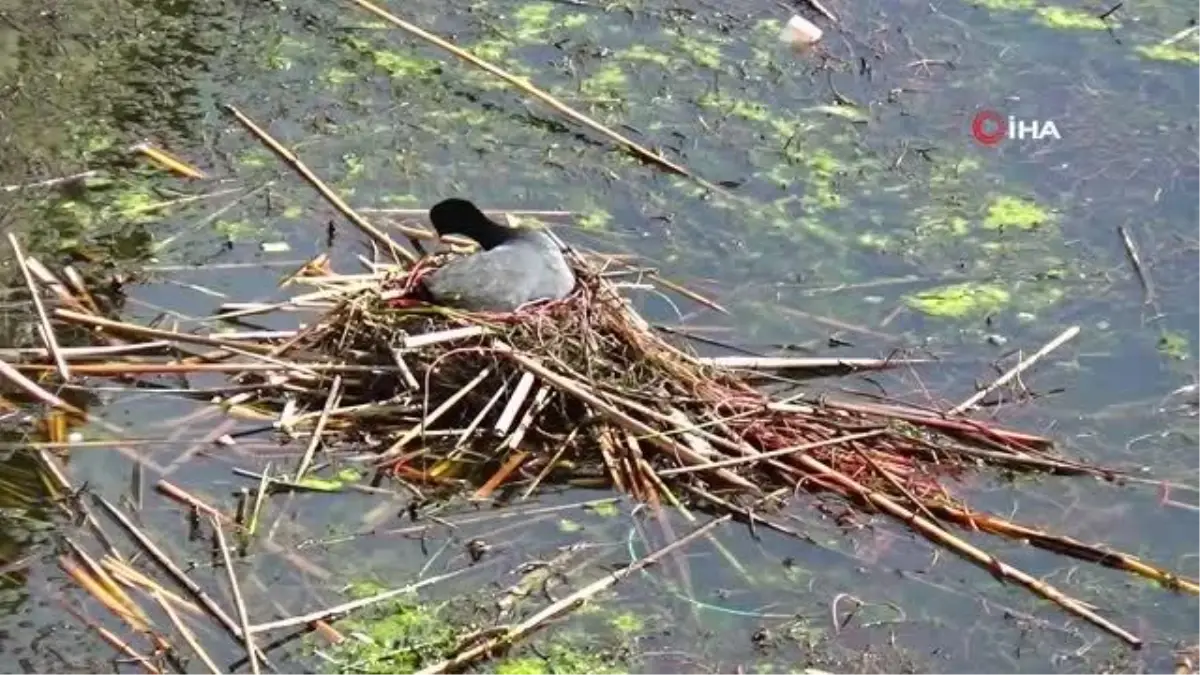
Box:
[421,198,575,312]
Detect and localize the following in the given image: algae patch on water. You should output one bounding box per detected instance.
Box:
[1035,6,1111,30]
[1135,43,1200,64]
[317,587,456,673]
[983,195,1054,231]
[1157,331,1191,360]
[904,282,1011,318]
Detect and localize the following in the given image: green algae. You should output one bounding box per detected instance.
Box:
[904,282,1011,318]
[581,63,629,98]
[804,103,870,124]
[237,148,275,168]
[578,209,613,232]
[471,38,514,62]
[215,219,264,242]
[344,36,441,80]
[610,612,644,634]
[668,29,725,69]
[585,500,620,517]
[1157,331,1190,360]
[1135,42,1200,64]
[617,44,672,66]
[321,66,357,86]
[698,91,776,124]
[983,195,1054,230]
[512,2,556,39]
[319,583,631,674]
[320,588,456,674]
[1035,6,1111,30]
[281,205,306,220]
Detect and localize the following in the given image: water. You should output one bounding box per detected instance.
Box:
[0,0,1195,671]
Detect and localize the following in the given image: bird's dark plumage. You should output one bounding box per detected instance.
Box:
[421,198,575,312]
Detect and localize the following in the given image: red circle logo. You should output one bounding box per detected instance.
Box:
[971,110,1006,147]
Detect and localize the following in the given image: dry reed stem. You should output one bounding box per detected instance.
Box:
[347,0,730,196]
[0,341,170,360]
[248,465,272,536]
[375,367,493,464]
[1,169,98,192]
[103,556,204,617]
[685,484,808,541]
[7,234,70,380]
[248,564,482,634]
[57,596,162,674]
[54,309,321,377]
[390,348,421,390]
[500,385,553,451]
[494,340,758,491]
[14,361,405,375]
[657,428,886,476]
[931,505,1199,594]
[152,588,222,674]
[61,264,104,314]
[63,539,148,627]
[849,443,943,526]
[223,104,414,263]
[596,388,810,485]
[60,556,150,634]
[93,496,268,655]
[494,371,536,436]
[949,325,1081,415]
[806,0,839,21]
[475,449,530,500]
[401,325,489,349]
[24,256,97,316]
[521,426,580,499]
[449,384,508,454]
[0,356,83,414]
[1118,226,1156,307]
[34,450,125,557]
[294,375,343,481]
[133,142,207,179]
[784,451,1143,647]
[695,355,932,370]
[645,272,729,315]
[211,517,261,675]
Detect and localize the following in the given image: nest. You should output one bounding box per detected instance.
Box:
[236,248,1063,510]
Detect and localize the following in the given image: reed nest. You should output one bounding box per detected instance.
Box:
[263,249,1039,505]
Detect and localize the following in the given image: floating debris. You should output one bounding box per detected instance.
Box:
[779,15,824,47]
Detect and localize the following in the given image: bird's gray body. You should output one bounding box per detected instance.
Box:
[422,228,575,312]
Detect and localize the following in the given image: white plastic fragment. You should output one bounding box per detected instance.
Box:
[779,14,823,46]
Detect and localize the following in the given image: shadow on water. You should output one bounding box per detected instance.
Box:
[0,0,1195,671]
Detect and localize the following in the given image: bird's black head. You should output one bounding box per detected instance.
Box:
[429,198,512,251]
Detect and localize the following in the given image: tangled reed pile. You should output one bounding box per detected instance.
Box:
[268,249,1052,510]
